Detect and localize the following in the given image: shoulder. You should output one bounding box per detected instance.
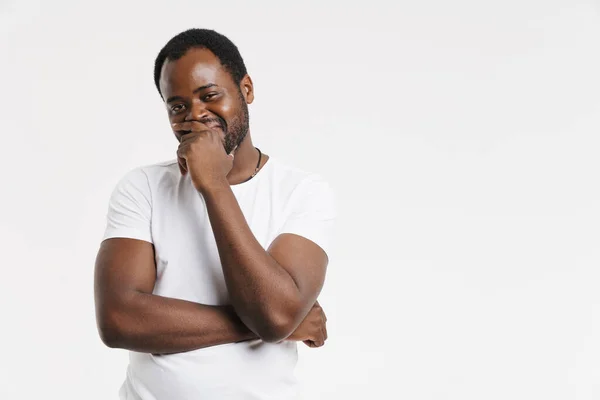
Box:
[138,159,179,181]
[268,157,332,191]
[116,159,179,188]
[107,160,179,205]
[268,158,335,208]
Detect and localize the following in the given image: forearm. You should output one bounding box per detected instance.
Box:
[98,291,256,354]
[202,184,303,341]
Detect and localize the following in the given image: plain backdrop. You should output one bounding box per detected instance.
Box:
[1,1,599,399]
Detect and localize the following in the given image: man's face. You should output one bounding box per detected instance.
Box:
[159,47,250,154]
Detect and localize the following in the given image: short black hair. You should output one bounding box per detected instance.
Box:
[153,28,248,97]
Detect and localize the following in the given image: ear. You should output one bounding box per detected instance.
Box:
[240,74,254,104]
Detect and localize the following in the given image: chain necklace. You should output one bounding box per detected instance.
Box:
[239,147,262,183]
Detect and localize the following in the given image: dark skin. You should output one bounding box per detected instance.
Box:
[94,48,328,353]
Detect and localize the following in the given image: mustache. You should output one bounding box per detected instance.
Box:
[198,116,228,132]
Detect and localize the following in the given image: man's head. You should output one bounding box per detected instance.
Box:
[154,29,254,154]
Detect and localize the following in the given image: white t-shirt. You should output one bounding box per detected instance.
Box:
[102,156,336,400]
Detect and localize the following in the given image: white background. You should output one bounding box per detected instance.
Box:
[1,0,599,399]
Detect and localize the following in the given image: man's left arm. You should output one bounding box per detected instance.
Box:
[202,178,335,343]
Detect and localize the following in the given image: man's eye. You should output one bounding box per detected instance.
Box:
[171,104,185,113]
[203,93,218,101]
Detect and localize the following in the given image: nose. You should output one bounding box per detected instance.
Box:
[184,100,209,122]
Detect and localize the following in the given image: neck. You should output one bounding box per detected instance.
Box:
[226,132,265,185]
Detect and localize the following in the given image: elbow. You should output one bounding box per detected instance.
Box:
[257,325,293,344]
[254,310,300,343]
[233,294,304,343]
[96,309,128,349]
[95,290,144,349]
[98,325,122,349]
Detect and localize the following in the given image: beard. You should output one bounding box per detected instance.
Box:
[188,91,249,154]
[222,92,249,154]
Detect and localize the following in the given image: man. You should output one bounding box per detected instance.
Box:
[94,28,336,399]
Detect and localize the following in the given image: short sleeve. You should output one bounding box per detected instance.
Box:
[277,175,337,257]
[102,168,153,243]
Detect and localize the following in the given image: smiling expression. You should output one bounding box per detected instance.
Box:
[158,47,253,153]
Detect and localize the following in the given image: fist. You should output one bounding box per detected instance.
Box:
[287,301,328,348]
[174,121,234,193]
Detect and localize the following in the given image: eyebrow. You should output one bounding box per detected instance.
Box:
[166,83,218,103]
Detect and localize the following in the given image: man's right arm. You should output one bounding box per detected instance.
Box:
[94,237,257,354]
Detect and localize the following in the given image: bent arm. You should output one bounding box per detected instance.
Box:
[202,184,329,343]
[94,238,256,354]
